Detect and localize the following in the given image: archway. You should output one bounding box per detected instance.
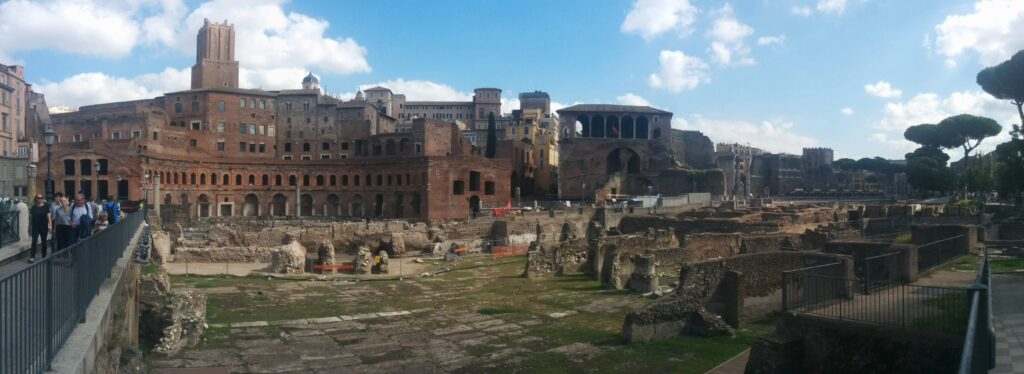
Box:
[591,115,605,138]
[272,194,287,216]
[300,194,314,216]
[244,194,259,217]
[636,116,649,139]
[374,194,384,217]
[622,116,635,139]
[197,194,211,218]
[577,115,589,137]
[163,193,172,206]
[607,148,642,174]
[607,115,620,138]
[469,195,481,218]
[350,194,364,217]
[325,194,339,217]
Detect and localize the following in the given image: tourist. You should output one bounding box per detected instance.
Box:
[70,193,95,242]
[94,211,109,233]
[51,194,73,251]
[27,195,51,263]
[103,196,120,225]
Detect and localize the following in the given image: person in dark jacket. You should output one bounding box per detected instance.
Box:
[28,195,51,263]
[51,194,72,251]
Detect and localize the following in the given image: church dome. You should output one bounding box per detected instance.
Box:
[302,72,319,84]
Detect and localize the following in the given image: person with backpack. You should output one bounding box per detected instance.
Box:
[103,196,120,225]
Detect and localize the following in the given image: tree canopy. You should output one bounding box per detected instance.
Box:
[904,115,1001,169]
[833,157,904,174]
[978,49,1024,124]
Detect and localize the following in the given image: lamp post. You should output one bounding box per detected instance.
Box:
[94,160,101,202]
[116,175,122,202]
[44,127,55,201]
[144,172,150,207]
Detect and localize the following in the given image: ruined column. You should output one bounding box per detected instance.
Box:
[155,175,161,214]
[630,253,658,293]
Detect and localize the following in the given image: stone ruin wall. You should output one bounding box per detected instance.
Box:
[623,251,851,343]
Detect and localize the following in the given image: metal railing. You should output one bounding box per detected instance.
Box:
[783,271,971,335]
[0,209,145,374]
[863,251,901,293]
[918,235,966,273]
[0,210,18,247]
[958,249,994,374]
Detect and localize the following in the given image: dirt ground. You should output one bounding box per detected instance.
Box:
[145,255,769,374]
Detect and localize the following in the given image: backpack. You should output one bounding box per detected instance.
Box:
[104,202,120,224]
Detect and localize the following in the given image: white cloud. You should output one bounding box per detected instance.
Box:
[841,107,854,115]
[358,79,472,101]
[932,0,1024,65]
[707,5,755,66]
[0,0,143,60]
[616,93,653,107]
[648,50,710,92]
[757,35,786,46]
[674,116,819,154]
[816,0,847,14]
[786,6,811,16]
[36,67,191,109]
[865,81,903,99]
[871,90,1017,158]
[790,6,813,16]
[621,0,698,40]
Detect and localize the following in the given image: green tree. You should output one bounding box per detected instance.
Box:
[978,50,1024,126]
[995,126,1024,198]
[936,114,1001,169]
[485,112,497,159]
[959,154,996,192]
[905,148,954,194]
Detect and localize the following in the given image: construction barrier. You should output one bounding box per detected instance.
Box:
[492,245,530,258]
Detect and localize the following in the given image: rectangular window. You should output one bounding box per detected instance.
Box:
[259,125,265,136]
[217,141,225,151]
[259,143,266,153]
[239,124,246,134]
[152,132,158,141]
[217,101,225,112]
[112,132,121,140]
[239,142,246,152]
[132,130,141,138]
[259,100,266,109]
[300,155,311,160]
[268,126,276,137]
[190,139,197,147]
[217,122,224,132]
[249,99,255,108]
[73,134,81,142]
[240,98,245,108]
[249,143,256,153]
[320,153,330,159]
[340,153,348,159]
[249,124,256,135]
[282,155,293,160]
[191,121,201,130]
[284,143,292,152]
[341,142,349,150]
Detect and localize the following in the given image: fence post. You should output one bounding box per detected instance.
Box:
[968,283,989,373]
[45,255,54,368]
[782,272,790,312]
[864,262,871,295]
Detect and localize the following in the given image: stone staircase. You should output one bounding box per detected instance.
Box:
[179,227,213,247]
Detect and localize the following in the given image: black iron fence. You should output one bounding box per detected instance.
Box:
[783,270,971,335]
[863,251,901,292]
[0,209,145,374]
[918,235,966,273]
[958,250,994,374]
[0,209,18,247]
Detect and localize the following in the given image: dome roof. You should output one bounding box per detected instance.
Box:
[302,72,319,84]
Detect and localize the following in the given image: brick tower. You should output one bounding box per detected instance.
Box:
[191,19,239,89]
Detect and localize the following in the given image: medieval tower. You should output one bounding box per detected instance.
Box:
[190,19,239,89]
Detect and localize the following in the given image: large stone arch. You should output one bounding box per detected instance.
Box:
[350,194,364,217]
[325,194,340,217]
[244,194,259,217]
[606,148,642,174]
[272,193,287,216]
[197,194,211,218]
[300,194,314,216]
[577,114,590,137]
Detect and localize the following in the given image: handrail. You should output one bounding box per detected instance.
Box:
[958,248,993,374]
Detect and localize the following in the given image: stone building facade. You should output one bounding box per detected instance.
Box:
[1,63,27,158]
[556,104,725,201]
[37,20,511,221]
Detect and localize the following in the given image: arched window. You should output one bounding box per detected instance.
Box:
[190,173,196,185]
[289,175,297,186]
[248,175,256,185]
[262,174,269,186]
[200,174,206,185]
[211,173,218,185]
[316,175,325,186]
[235,174,242,185]
[342,175,349,186]
[222,174,229,185]
[275,175,283,186]
[329,175,336,186]
[303,175,310,186]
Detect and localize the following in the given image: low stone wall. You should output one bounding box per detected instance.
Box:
[680,233,741,262]
[623,252,850,343]
[746,314,962,373]
[741,233,803,253]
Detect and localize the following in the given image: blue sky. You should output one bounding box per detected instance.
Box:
[2,0,1022,160]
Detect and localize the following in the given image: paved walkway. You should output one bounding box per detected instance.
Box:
[993,274,1024,374]
[0,237,33,278]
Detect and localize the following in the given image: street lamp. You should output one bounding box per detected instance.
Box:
[144,173,151,205]
[94,160,101,201]
[44,127,55,201]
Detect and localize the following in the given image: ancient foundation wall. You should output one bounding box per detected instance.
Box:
[746,314,962,373]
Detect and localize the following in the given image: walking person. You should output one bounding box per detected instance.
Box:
[28,195,51,263]
[103,196,120,225]
[51,194,73,251]
[70,193,95,242]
